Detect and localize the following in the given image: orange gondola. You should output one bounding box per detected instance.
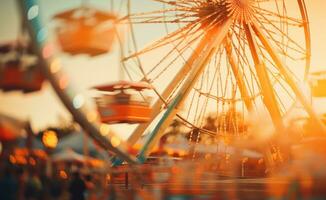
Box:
[0,63,44,93]
[94,81,152,124]
[53,7,117,56]
[0,41,44,93]
[309,71,326,97]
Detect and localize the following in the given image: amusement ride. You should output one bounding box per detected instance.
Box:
[1,0,325,170]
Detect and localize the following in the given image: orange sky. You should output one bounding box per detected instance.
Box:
[0,0,325,138]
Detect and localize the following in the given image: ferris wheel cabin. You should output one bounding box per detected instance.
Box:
[94,81,152,124]
[0,41,44,93]
[309,71,326,97]
[53,7,117,56]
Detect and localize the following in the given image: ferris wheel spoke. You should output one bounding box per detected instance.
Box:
[123,21,200,61]
[253,12,306,53]
[273,86,288,115]
[199,59,221,127]
[227,44,261,111]
[263,64,297,112]
[236,19,305,63]
[256,16,300,28]
[137,19,233,160]
[192,83,202,126]
[232,22,302,83]
[244,23,284,129]
[230,27,261,98]
[150,0,194,8]
[270,76,297,111]
[125,6,228,61]
[126,8,197,18]
[126,12,198,24]
[259,47,300,82]
[223,57,232,98]
[124,2,200,24]
[251,21,326,132]
[191,47,224,110]
[127,18,229,146]
[192,58,220,127]
[255,24,306,60]
[225,37,254,112]
[255,21,305,58]
[198,95,210,128]
[270,75,298,103]
[146,24,204,80]
[253,5,303,25]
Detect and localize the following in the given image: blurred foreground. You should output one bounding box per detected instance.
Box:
[1,135,326,200]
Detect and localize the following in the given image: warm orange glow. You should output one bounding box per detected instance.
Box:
[86,111,98,122]
[42,43,54,58]
[205,154,212,160]
[99,124,110,136]
[50,59,61,74]
[59,170,68,179]
[110,136,121,147]
[171,166,181,174]
[13,148,47,159]
[59,75,69,89]
[88,159,105,168]
[106,174,111,182]
[33,149,47,159]
[29,157,36,166]
[179,150,187,156]
[166,148,174,155]
[12,155,27,165]
[42,130,58,149]
[9,155,16,164]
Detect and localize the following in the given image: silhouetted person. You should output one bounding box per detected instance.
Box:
[24,171,42,200]
[69,171,86,200]
[85,174,96,200]
[16,167,27,200]
[49,172,64,200]
[40,172,51,200]
[0,167,17,200]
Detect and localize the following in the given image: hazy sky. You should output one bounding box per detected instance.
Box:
[0,0,325,138]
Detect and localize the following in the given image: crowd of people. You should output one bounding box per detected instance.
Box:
[0,165,110,200]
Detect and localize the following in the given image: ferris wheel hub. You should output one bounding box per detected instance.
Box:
[225,0,255,23]
[198,0,255,28]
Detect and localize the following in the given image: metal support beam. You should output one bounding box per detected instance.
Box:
[244,24,284,130]
[251,22,325,133]
[127,22,233,146]
[225,37,254,112]
[137,19,233,161]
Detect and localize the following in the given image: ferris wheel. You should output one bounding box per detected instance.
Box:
[17,0,325,165]
[120,0,325,162]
